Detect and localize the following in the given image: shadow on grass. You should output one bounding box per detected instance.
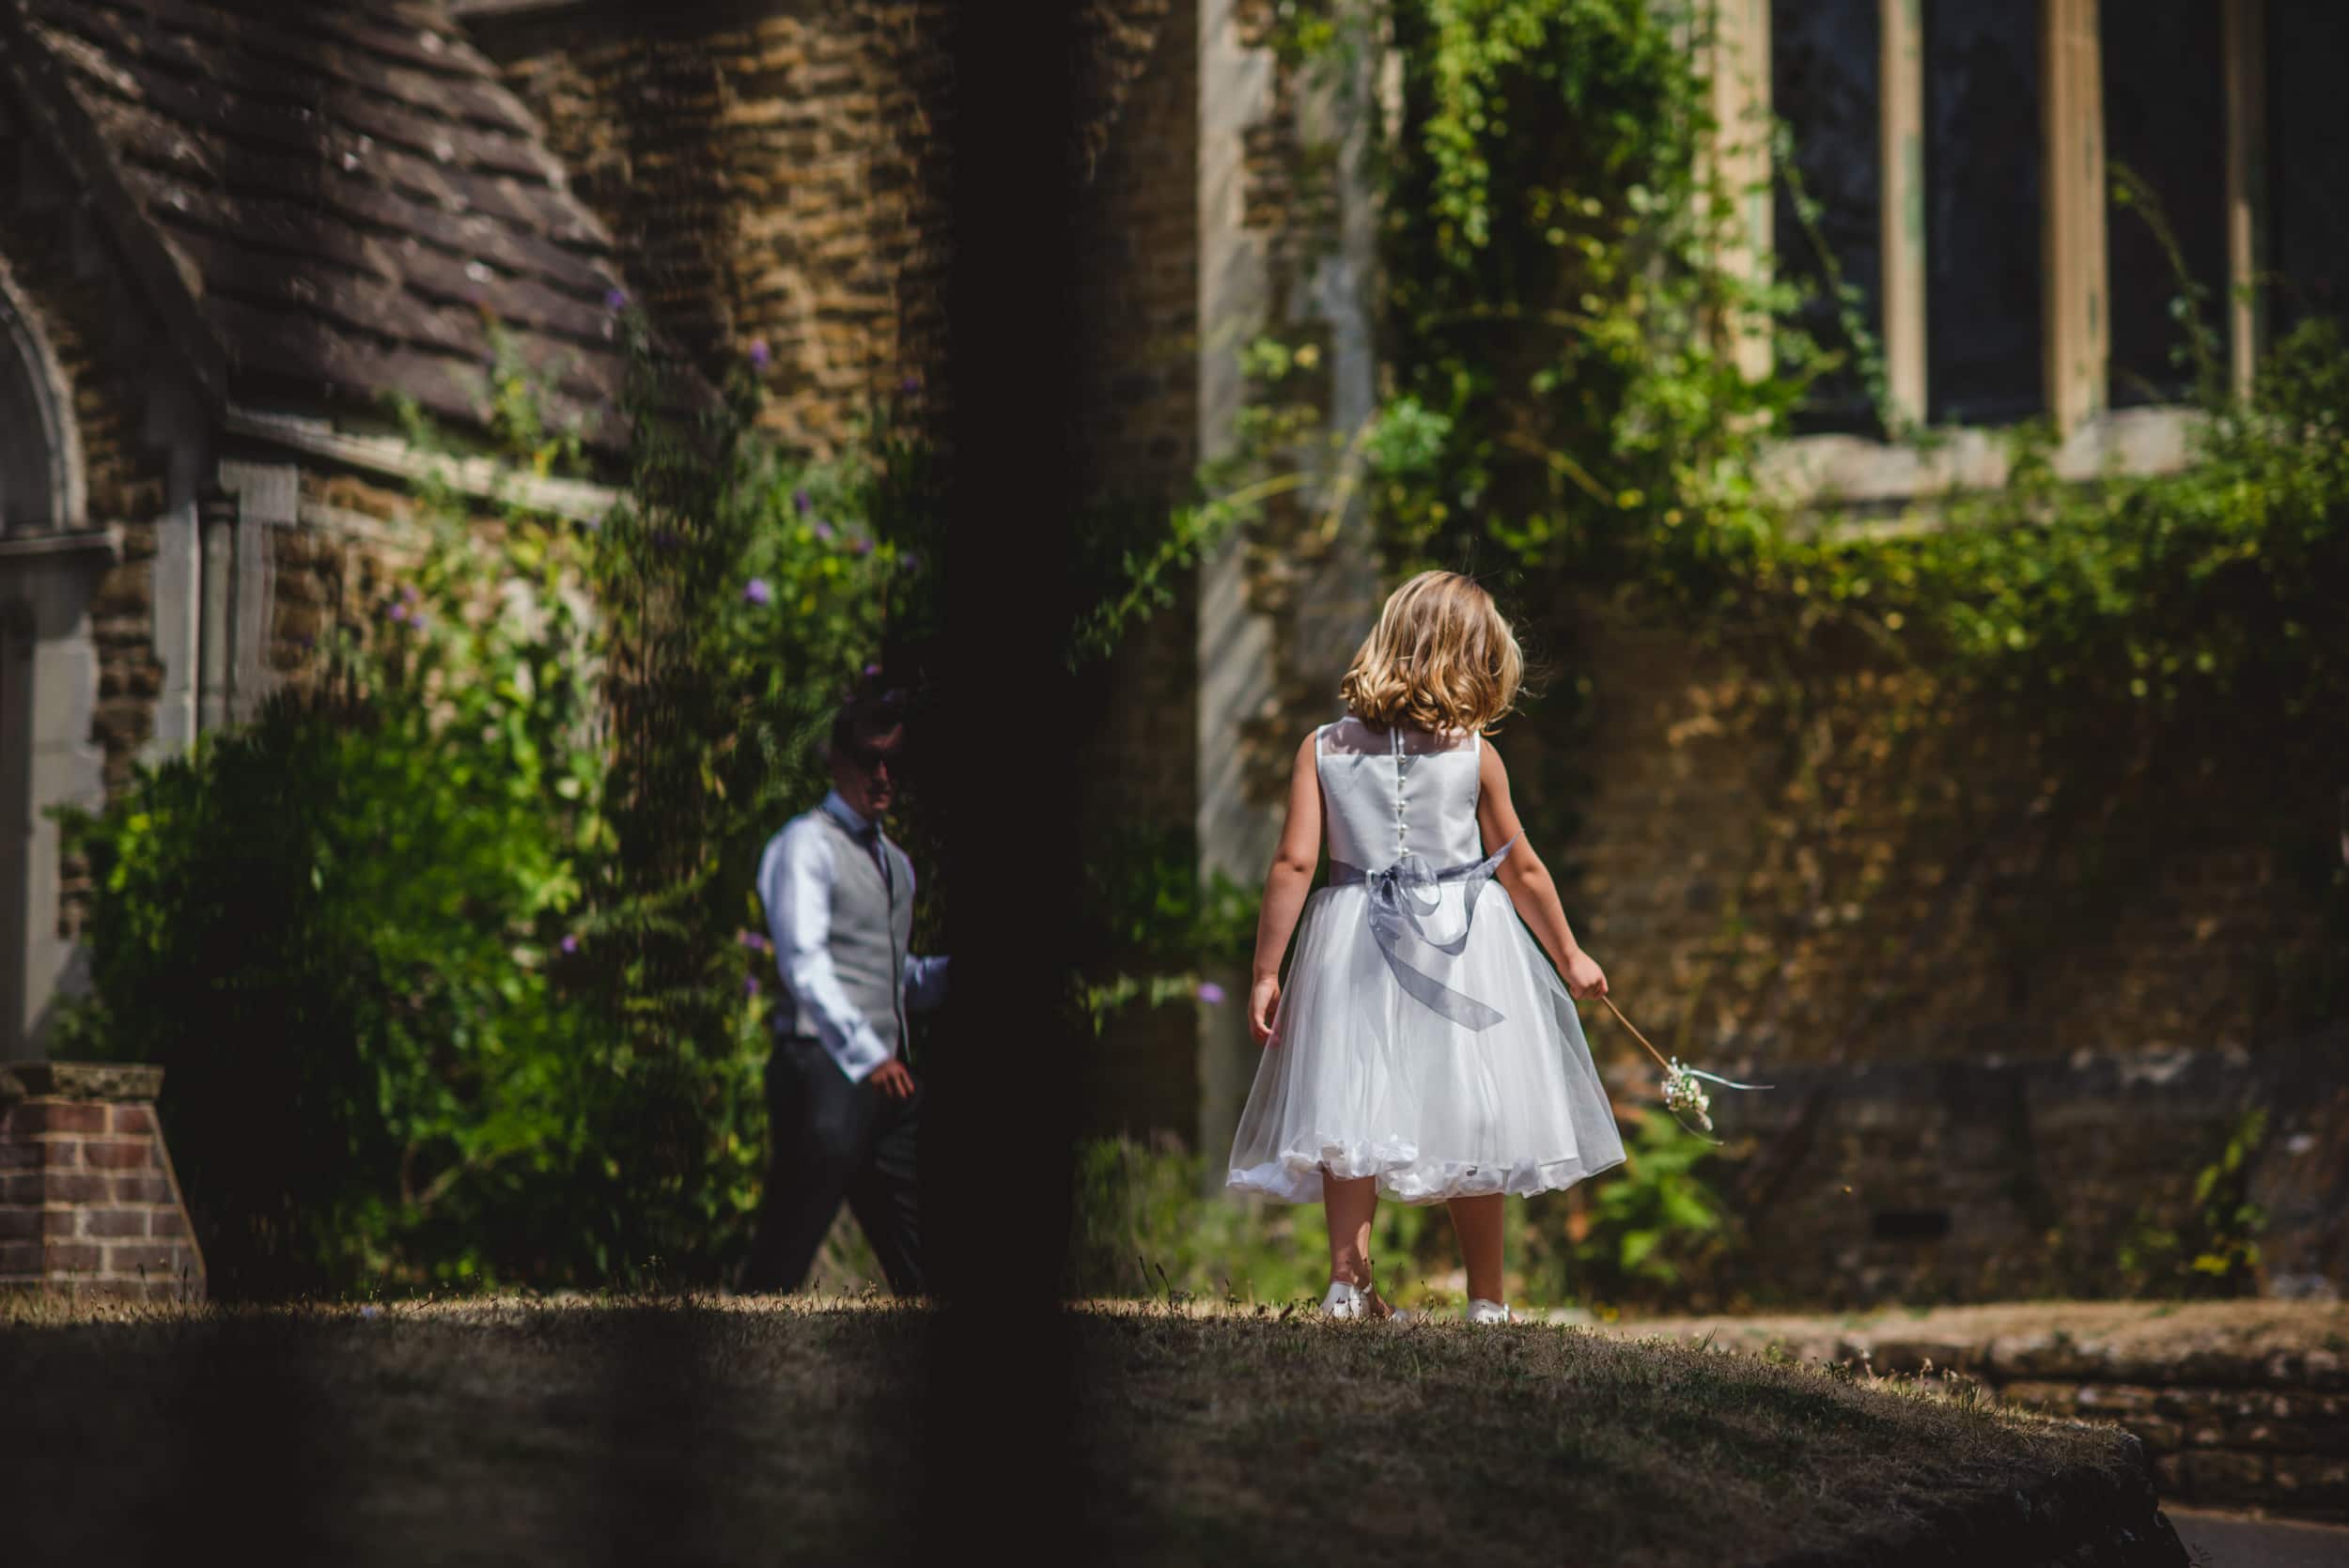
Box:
[0,1298,2164,1568]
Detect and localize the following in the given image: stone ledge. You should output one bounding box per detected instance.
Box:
[1763,1431,2188,1567]
[0,1063,165,1102]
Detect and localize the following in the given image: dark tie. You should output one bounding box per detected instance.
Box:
[854,820,907,1062]
[855,821,892,897]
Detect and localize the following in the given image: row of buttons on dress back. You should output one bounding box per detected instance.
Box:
[1393,726,1409,854]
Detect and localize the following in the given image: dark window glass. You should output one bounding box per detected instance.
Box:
[1924,0,2045,426]
[2103,0,2228,406]
[2271,0,2349,337]
[1773,0,1883,434]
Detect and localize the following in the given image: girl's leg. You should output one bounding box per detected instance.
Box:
[1446,1193,1506,1304]
[1323,1171,1378,1287]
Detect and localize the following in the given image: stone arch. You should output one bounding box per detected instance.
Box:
[0,256,86,534]
[0,256,103,1058]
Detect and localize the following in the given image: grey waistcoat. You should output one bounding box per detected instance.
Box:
[774,810,916,1057]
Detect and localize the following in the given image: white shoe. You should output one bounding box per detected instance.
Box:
[1320,1280,1418,1323]
[1464,1297,1516,1326]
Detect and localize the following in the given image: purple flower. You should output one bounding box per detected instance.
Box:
[812,520,835,543]
[901,374,923,394]
[604,287,628,311]
[389,602,410,623]
[401,584,419,604]
[1197,982,1227,1006]
[561,934,578,955]
[863,662,881,677]
[744,578,773,607]
[793,489,812,515]
[359,1305,382,1320]
[744,975,761,996]
[748,339,771,368]
[737,928,772,953]
[900,551,922,573]
[410,614,428,633]
[851,537,873,556]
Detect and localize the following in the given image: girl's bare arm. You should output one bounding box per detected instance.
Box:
[1477,738,1608,999]
[1248,734,1324,1044]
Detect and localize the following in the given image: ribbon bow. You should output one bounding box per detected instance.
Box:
[1331,834,1518,1030]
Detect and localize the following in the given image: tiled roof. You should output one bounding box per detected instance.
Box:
[2,0,639,448]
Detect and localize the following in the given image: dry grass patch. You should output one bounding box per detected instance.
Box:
[0,1295,2164,1566]
[1076,1303,2154,1566]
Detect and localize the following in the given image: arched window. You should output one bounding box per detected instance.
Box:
[0,261,83,536]
[0,258,99,1059]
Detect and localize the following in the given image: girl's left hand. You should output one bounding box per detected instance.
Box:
[1563,948,1608,1001]
[1249,974,1283,1046]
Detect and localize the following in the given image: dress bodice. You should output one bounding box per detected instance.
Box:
[1315,715,1484,872]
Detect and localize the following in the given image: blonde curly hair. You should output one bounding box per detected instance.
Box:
[1339,569,1524,735]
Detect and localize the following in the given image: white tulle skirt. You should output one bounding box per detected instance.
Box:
[1226,880,1627,1205]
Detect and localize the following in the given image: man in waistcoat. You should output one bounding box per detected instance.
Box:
[739,687,947,1296]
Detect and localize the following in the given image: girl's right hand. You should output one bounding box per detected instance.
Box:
[1249,974,1282,1047]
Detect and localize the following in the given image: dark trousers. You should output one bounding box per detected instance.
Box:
[739,1037,925,1296]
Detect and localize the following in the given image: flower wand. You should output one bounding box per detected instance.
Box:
[1593,993,1771,1143]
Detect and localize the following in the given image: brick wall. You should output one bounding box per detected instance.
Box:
[1547,594,2342,1079]
[0,1063,204,1300]
[1702,1033,2349,1308]
[1511,592,2349,1301]
[472,1,1183,467]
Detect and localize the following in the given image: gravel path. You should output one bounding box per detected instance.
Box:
[2169,1507,2349,1567]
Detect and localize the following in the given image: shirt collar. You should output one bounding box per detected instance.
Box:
[820,789,875,838]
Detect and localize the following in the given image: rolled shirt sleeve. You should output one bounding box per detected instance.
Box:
[758,821,894,1083]
[907,954,950,1013]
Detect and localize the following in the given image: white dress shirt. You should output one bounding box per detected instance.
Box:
[756,789,949,1083]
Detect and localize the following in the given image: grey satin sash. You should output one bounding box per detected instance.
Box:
[1328,834,1518,1030]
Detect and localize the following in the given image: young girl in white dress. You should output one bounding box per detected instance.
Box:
[1226,569,1626,1325]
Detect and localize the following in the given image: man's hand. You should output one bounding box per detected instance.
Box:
[870,1058,916,1100]
[1249,974,1282,1047]
[1563,947,1608,1001]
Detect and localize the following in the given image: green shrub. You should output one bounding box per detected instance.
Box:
[53,506,603,1296]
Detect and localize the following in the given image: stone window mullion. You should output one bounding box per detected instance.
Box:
[1878,0,1927,430]
[1708,0,1773,383]
[2222,0,2268,400]
[2041,0,2109,435]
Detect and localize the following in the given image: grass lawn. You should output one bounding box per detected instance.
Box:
[0,1295,2179,1566]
